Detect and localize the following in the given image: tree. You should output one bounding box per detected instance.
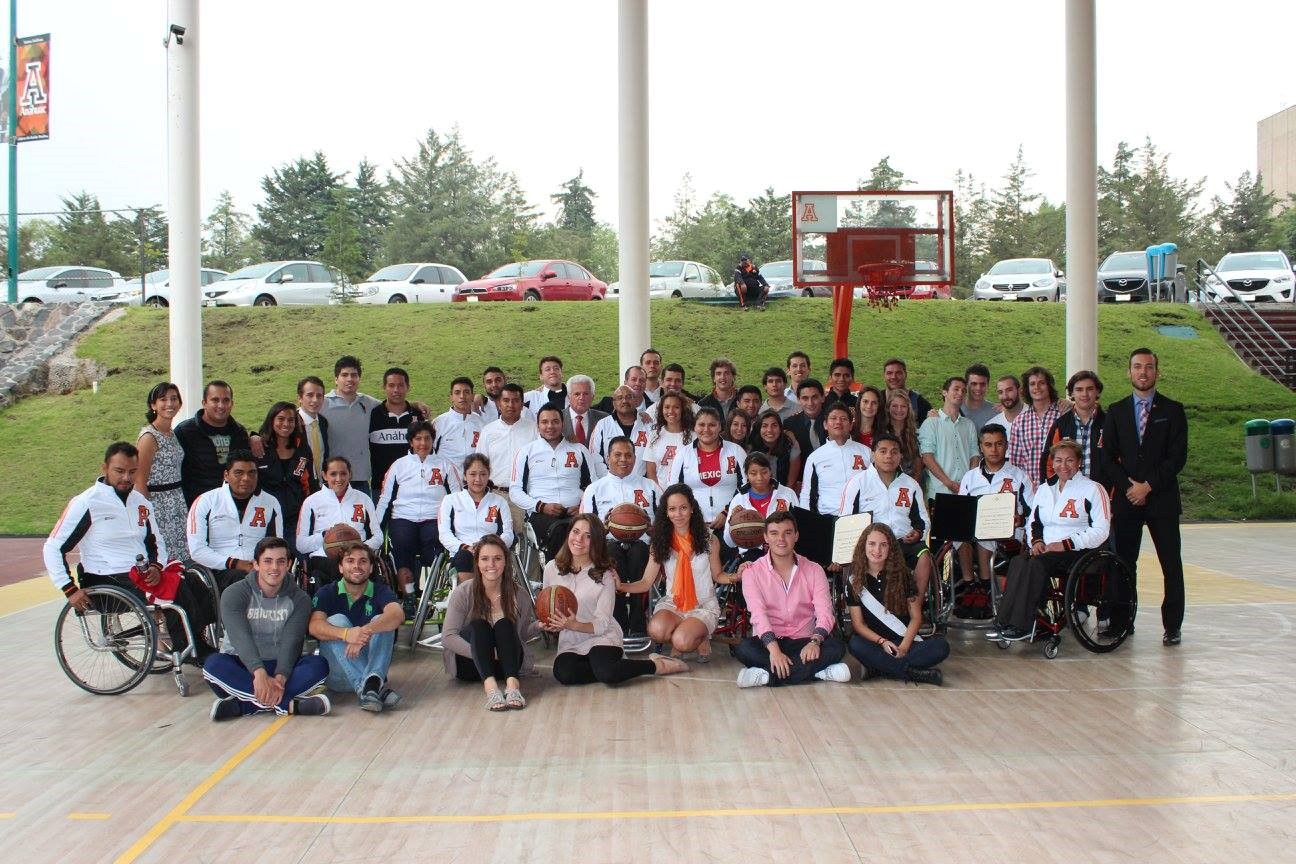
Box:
[252,152,342,260]
[107,207,168,278]
[44,192,131,273]
[1268,196,1296,261]
[737,187,792,264]
[953,170,991,291]
[383,127,535,279]
[203,191,258,272]
[351,160,390,276]
[2,217,58,274]
[855,156,915,227]
[551,170,597,234]
[321,188,365,282]
[984,146,1042,262]
[1097,141,1138,258]
[1211,170,1277,256]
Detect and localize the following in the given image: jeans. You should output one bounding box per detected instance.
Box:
[202,653,329,715]
[848,634,949,678]
[317,613,395,694]
[734,635,845,686]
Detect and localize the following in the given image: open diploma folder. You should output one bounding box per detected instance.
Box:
[831,513,873,564]
[930,492,1017,542]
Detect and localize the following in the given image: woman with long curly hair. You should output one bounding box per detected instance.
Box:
[644,392,694,484]
[440,535,539,711]
[748,409,801,488]
[543,514,689,686]
[845,523,947,686]
[885,388,925,487]
[619,484,726,661]
[256,401,319,556]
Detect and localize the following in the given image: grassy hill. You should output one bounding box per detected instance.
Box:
[1,299,1293,534]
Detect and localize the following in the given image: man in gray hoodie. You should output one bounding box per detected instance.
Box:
[202,536,330,719]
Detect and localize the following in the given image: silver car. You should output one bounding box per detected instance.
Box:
[973,258,1065,302]
[344,262,468,304]
[16,265,125,304]
[203,261,344,307]
[606,260,727,300]
[760,259,829,298]
[1097,251,1186,303]
[93,268,229,306]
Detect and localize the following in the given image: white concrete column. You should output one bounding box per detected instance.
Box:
[617,0,650,378]
[166,0,203,416]
[1064,0,1097,377]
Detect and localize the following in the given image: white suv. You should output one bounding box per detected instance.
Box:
[973,258,1065,302]
[1204,251,1294,303]
[204,261,342,307]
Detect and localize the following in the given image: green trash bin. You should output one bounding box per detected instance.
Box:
[1245,419,1273,473]
[1272,419,1295,476]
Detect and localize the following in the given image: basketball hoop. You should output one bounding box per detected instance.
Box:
[857,262,907,310]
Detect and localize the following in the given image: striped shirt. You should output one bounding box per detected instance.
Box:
[1009,402,1060,492]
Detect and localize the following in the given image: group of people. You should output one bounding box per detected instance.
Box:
[44,341,1188,718]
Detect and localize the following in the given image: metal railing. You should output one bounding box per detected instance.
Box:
[1191,258,1296,388]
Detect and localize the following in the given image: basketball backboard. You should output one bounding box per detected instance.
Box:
[792,190,955,298]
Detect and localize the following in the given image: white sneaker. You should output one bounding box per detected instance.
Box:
[814,662,851,683]
[737,667,771,688]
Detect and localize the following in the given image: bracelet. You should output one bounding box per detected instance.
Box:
[342,627,350,642]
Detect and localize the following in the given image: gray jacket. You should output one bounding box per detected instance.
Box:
[219,570,311,674]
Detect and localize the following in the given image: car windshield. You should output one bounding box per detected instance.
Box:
[1218,253,1288,271]
[1101,253,1145,271]
[486,261,546,279]
[18,266,65,279]
[649,262,685,278]
[988,259,1051,275]
[222,262,280,280]
[760,262,793,278]
[366,264,416,282]
[145,270,170,284]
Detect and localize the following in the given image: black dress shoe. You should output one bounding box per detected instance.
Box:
[1163,631,1181,646]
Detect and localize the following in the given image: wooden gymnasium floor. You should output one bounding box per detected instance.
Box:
[1,522,1294,864]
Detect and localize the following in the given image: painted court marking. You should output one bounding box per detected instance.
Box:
[112,715,290,864]
[173,792,1296,827]
[67,812,111,821]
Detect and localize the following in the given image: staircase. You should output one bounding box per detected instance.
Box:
[1191,261,1296,390]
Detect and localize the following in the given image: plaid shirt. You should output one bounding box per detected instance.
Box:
[1073,412,1095,477]
[1009,402,1060,491]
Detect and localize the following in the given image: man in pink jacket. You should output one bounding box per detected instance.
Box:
[734,511,850,687]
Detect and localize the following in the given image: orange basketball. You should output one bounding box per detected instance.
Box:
[534,585,578,625]
[728,507,767,548]
[606,503,651,541]
[323,524,362,559]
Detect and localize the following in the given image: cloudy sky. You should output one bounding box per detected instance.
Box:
[7,0,1294,232]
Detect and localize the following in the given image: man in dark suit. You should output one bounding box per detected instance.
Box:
[1098,348,1188,645]
[562,374,608,450]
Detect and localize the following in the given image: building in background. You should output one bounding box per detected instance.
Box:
[1259,105,1296,213]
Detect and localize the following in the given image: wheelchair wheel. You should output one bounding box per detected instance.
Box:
[923,542,956,633]
[410,554,456,649]
[1065,549,1137,653]
[1043,636,1061,660]
[55,585,158,696]
[186,564,224,644]
[374,551,399,591]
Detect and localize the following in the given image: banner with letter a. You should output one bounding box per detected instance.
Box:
[16,34,51,142]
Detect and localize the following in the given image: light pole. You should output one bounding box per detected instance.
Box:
[616,0,650,378]
[1065,0,1098,377]
[7,0,18,302]
[166,0,202,415]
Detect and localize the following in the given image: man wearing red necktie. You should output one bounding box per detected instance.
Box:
[563,375,607,448]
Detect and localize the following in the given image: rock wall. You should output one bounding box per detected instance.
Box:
[0,303,115,408]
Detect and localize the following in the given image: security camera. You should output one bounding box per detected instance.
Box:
[169,24,186,45]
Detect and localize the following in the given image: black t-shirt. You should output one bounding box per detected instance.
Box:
[369,403,424,490]
[844,571,915,643]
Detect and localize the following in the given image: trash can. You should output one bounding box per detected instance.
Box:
[1245,419,1274,473]
[1145,243,1179,301]
[1272,419,1296,475]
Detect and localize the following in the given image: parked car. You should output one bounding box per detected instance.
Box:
[92,268,229,306]
[202,261,345,307]
[972,258,1065,301]
[341,262,468,304]
[15,265,125,304]
[452,259,607,302]
[1202,251,1295,303]
[761,259,828,298]
[1096,251,1187,303]
[606,260,727,300]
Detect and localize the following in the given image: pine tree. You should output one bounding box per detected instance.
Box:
[253,152,342,260]
[551,170,597,234]
[203,191,258,272]
[1212,170,1278,254]
[322,188,365,282]
[351,160,390,276]
[984,146,1041,261]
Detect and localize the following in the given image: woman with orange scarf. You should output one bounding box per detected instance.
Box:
[618,484,727,661]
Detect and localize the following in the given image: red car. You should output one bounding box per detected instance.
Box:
[452,259,607,302]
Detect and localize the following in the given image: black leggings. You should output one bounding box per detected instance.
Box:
[456,618,523,682]
[553,645,654,687]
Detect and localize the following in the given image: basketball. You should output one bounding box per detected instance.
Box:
[606,503,651,541]
[323,524,362,559]
[534,585,578,625]
[728,507,767,548]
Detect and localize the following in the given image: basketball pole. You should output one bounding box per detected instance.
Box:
[616,0,650,379]
[1064,0,1098,377]
[166,0,203,416]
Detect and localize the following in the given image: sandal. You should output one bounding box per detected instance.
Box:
[486,689,508,711]
[504,688,526,709]
[649,653,689,676]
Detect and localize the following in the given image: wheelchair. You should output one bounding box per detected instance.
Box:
[408,538,546,650]
[991,548,1137,658]
[54,580,201,697]
[926,539,1015,635]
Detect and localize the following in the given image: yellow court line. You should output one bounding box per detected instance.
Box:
[68,812,112,820]
[0,577,60,619]
[0,812,15,819]
[113,715,290,864]
[178,791,1296,826]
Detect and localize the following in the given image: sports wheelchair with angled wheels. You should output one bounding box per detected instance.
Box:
[991,548,1136,658]
[925,539,1017,635]
[409,551,456,649]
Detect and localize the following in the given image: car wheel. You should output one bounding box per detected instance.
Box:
[21,297,41,304]
[145,297,168,308]
[802,288,814,297]
[524,290,541,302]
[671,290,683,299]
[254,294,277,307]
[389,294,407,304]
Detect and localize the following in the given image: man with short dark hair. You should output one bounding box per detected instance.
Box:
[434,376,485,468]
[961,363,999,431]
[1042,370,1105,482]
[1099,349,1188,646]
[823,358,858,412]
[734,511,850,686]
[186,450,284,591]
[785,351,811,401]
[369,367,426,488]
[697,358,739,416]
[524,355,567,415]
[640,348,664,403]
[297,376,330,479]
[760,368,798,420]
[511,404,597,559]
[204,537,330,719]
[1009,366,1061,492]
[481,382,537,535]
[321,356,382,498]
[733,254,770,310]
[175,380,253,505]
[596,365,653,414]
[734,384,763,420]
[883,358,932,419]
[589,385,653,476]
[985,374,1025,444]
[785,378,828,457]
[477,366,507,423]
[918,376,978,499]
